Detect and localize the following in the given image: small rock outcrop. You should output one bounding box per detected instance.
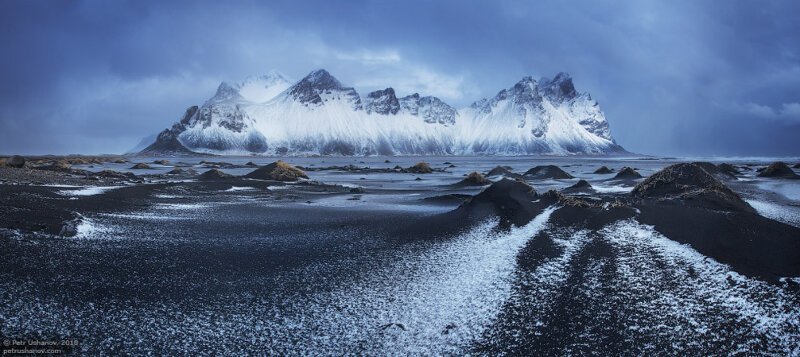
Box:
[524,165,574,179]
[153,159,170,165]
[244,161,309,181]
[199,169,234,180]
[454,172,492,186]
[130,163,152,169]
[613,167,642,179]
[632,163,754,212]
[407,162,433,174]
[7,155,25,168]
[757,162,799,179]
[593,166,613,174]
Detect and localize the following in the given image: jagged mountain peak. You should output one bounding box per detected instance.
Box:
[287,69,361,109]
[539,72,577,103]
[140,69,623,156]
[208,82,244,104]
[364,88,400,115]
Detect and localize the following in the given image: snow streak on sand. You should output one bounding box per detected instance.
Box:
[270,206,557,354]
[745,199,800,228]
[479,218,800,354]
[58,186,124,197]
[605,220,800,354]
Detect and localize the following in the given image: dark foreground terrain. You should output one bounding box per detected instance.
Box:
[1,155,799,355]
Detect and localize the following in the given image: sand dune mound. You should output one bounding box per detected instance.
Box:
[244,161,309,181]
[632,163,753,212]
[524,165,573,179]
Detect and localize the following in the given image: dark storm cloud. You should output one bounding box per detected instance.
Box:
[0,0,798,155]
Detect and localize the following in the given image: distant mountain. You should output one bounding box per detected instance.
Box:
[138,69,625,156]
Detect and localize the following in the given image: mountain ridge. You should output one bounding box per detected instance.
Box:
[138,69,626,156]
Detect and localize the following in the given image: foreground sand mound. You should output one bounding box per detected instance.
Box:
[524,165,574,179]
[6,155,25,168]
[456,178,540,226]
[244,161,309,181]
[757,162,799,179]
[632,163,754,212]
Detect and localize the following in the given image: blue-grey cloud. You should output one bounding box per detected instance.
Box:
[1,0,798,156]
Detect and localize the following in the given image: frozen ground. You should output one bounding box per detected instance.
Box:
[1,155,799,354]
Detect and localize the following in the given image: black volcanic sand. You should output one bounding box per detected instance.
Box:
[1,161,799,355]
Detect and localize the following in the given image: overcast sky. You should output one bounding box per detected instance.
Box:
[1,0,798,156]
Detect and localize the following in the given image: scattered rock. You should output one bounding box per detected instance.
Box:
[199,169,234,180]
[153,159,170,165]
[593,166,613,174]
[524,165,574,179]
[407,162,433,174]
[113,158,129,164]
[414,177,422,181]
[613,167,642,179]
[7,155,25,168]
[130,163,152,169]
[454,172,492,186]
[244,160,309,181]
[632,163,754,212]
[757,162,799,179]
[384,160,391,163]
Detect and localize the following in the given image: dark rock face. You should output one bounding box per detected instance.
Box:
[199,169,234,180]
[632,163,754,213]
[539,72,578,104]
[244,161,309,181]
[407,162,433,174]
[613,167,642,179]
[593,166,613,174]
[455,172,492,186]
[757,162,799,179]
[456,178,540,226]
[399,93,457,125]
[364,88,400,115]
[524,165,574,179]
[130,163,152,169]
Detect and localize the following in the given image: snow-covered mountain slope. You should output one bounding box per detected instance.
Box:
[140,69,625,156]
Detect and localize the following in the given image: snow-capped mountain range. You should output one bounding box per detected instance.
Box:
[138,69,625,156]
